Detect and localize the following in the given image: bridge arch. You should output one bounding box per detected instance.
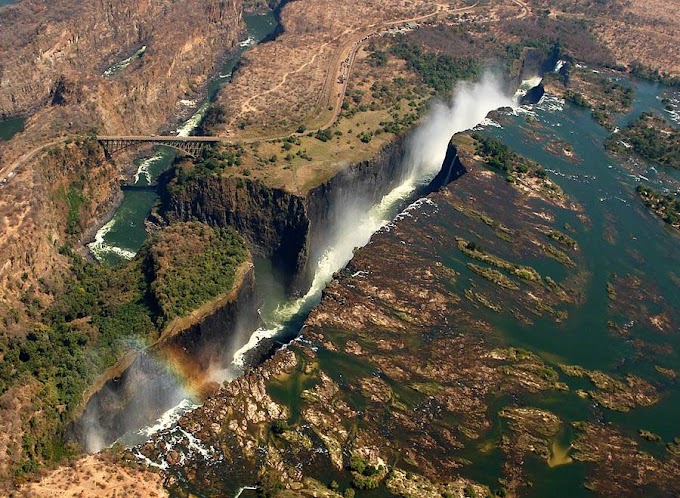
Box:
[97,136,222,158]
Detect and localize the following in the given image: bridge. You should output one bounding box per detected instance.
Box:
[97,136,223,157]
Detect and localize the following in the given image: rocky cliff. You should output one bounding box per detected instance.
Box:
[159,135,421,293]
[72,262,259,452]
[0,138,119,334]
[0,0,246,322]
[0,0,242,127]
[133,140,593,496]
[160,173,311,291]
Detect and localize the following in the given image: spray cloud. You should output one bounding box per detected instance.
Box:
[87,71,521,450]
[405,72,516,181]
[231,71,517,370]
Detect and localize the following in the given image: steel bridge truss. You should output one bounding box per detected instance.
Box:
[97,136,222,158]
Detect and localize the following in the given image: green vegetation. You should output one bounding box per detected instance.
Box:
[348,454,387,490]
[170,144,245,188]
[564,91,590,108]
[606,113,680,169]
[589,76,634,129]
[467,263,519,290]
[537,227,578,249]
[389,39,480,94]
[456,238,541,282]
[147,222,248,323]
[0,247,153,474]
[59,184,86,236]
[636,184,680,228]
[628,61,680,88]
[0,222,247,476]
[314,129,333,142]
[471,133,548,179]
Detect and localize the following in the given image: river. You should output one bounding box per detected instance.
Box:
[88,12,278,265]
[81,50,680,497]
[428,76,679,498]
[0,116,24,141]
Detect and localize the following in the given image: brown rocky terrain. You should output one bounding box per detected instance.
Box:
[2,0,679,494]
[0,0,244,328]
[0,0,247,490]
[529,0,680,78]
[19,454,168,497]
[125,144,603,496]
[212,0,453,137]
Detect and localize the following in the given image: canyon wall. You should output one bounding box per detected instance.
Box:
[71,263,259,451]
[0,0,243,129]
[0,0,247,326]
[160,135,417,292]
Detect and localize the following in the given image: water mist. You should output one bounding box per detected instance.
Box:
[229,71,517,372]
[95,71,522,449]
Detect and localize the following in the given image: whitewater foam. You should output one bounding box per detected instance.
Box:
[133,155,163,184]
[136,399,199,439]
[88,219,136,262]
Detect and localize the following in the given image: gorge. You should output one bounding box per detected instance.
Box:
[1,0,679,496]
[74,72,526,454]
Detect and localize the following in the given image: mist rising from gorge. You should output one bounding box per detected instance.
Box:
[80,71,522,452]
[229,71,518,370]
[404,72,517,181]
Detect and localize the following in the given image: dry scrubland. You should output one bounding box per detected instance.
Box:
[594,0,680,77]
[529,0,680,77]
[0,0,242,324]
[3,0,680,494]
[20,455,167,497]
[215,0,449,137]
[0,0,244,492]
[226,50,427,192]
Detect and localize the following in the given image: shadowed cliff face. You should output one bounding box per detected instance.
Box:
[135,150,590,496]
[160,173,311,292]
[71,264,260,453]
[0,0,246,324]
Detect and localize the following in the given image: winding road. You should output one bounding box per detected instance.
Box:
[1,0,533,181]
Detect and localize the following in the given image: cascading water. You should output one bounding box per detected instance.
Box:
[223,74,519,377]
[89,72,530,451]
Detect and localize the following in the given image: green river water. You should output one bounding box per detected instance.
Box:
[0,117,24,141]
[446,78,679,497]
[236,78,680,498]
[89,12,278,265]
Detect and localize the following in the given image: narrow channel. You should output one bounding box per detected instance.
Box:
[88,12,278,265]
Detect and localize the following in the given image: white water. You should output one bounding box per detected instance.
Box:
[133,155,164,184]
[228,180,417,372]
[90,96,209,261]
[235,487,258,498]
[554,59,567,73]
[104,45,147,77]
[135,399,200,439]
[231,73,518,371]
[239,36,256,48]
[137,72,524,445]
[176,102,210,136]
[87,218,137,262]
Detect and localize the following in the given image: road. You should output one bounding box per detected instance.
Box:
[2,0,533,178]
[318,2,480,131]
[0,138,66,185]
